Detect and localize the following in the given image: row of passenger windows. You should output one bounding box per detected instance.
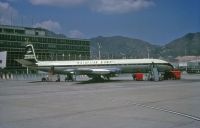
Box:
[0,34,90,45]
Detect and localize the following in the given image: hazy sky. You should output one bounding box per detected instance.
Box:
[0,0,200,44]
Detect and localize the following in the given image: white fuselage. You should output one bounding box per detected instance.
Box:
[37,59,168,66]
[34,58,173,75]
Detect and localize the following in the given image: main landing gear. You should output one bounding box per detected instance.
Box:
[90,75,111,81]
[65,74,74,82]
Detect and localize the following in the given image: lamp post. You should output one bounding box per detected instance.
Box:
[147,47,150,59]
[98,42,101,60]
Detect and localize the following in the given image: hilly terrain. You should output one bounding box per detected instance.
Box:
[90,32,200,60]
[90,36,160,59]
[160,32,200,57]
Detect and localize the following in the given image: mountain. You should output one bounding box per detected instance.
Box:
[91,36,159,59]
[90,36,160,59]
[90,32,200,60]
[160,32,200,57]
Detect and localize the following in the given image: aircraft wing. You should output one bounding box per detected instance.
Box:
[75,68,121,75]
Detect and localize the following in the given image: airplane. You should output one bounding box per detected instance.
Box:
[16,44,174,81]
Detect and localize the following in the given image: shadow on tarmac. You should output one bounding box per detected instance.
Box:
[76,79,123,84]
[27,79,124,84]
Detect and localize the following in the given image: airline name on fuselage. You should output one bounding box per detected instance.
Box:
[77,60,113,65]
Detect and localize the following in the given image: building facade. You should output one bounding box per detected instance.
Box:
[0,25,90,72]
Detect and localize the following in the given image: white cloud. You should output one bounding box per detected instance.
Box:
[33,20,61,32]
[68,30,84,38]
[94,0,155,14]
[29,0,155,14]
[30,0,87,6]
[0,1,18,25]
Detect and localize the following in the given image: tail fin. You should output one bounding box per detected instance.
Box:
[24,44,38,63]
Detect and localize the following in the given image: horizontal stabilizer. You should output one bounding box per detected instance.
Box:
[15,59,36,67]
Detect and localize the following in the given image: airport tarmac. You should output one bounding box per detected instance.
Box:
[0,74,200,128]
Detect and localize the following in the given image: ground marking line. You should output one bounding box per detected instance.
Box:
[136,104,200,121]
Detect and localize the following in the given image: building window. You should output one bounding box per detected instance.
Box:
[35,32,39,36]
[48,44,56,49]
[15,29,25,34]
[4,28,14,33]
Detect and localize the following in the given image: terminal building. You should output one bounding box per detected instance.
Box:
[0,25,90,73]
[174,56,200,73]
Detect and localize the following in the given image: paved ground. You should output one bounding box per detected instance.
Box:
[0,74,200,128]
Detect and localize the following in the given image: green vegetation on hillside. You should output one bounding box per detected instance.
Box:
[90,32,200,60]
